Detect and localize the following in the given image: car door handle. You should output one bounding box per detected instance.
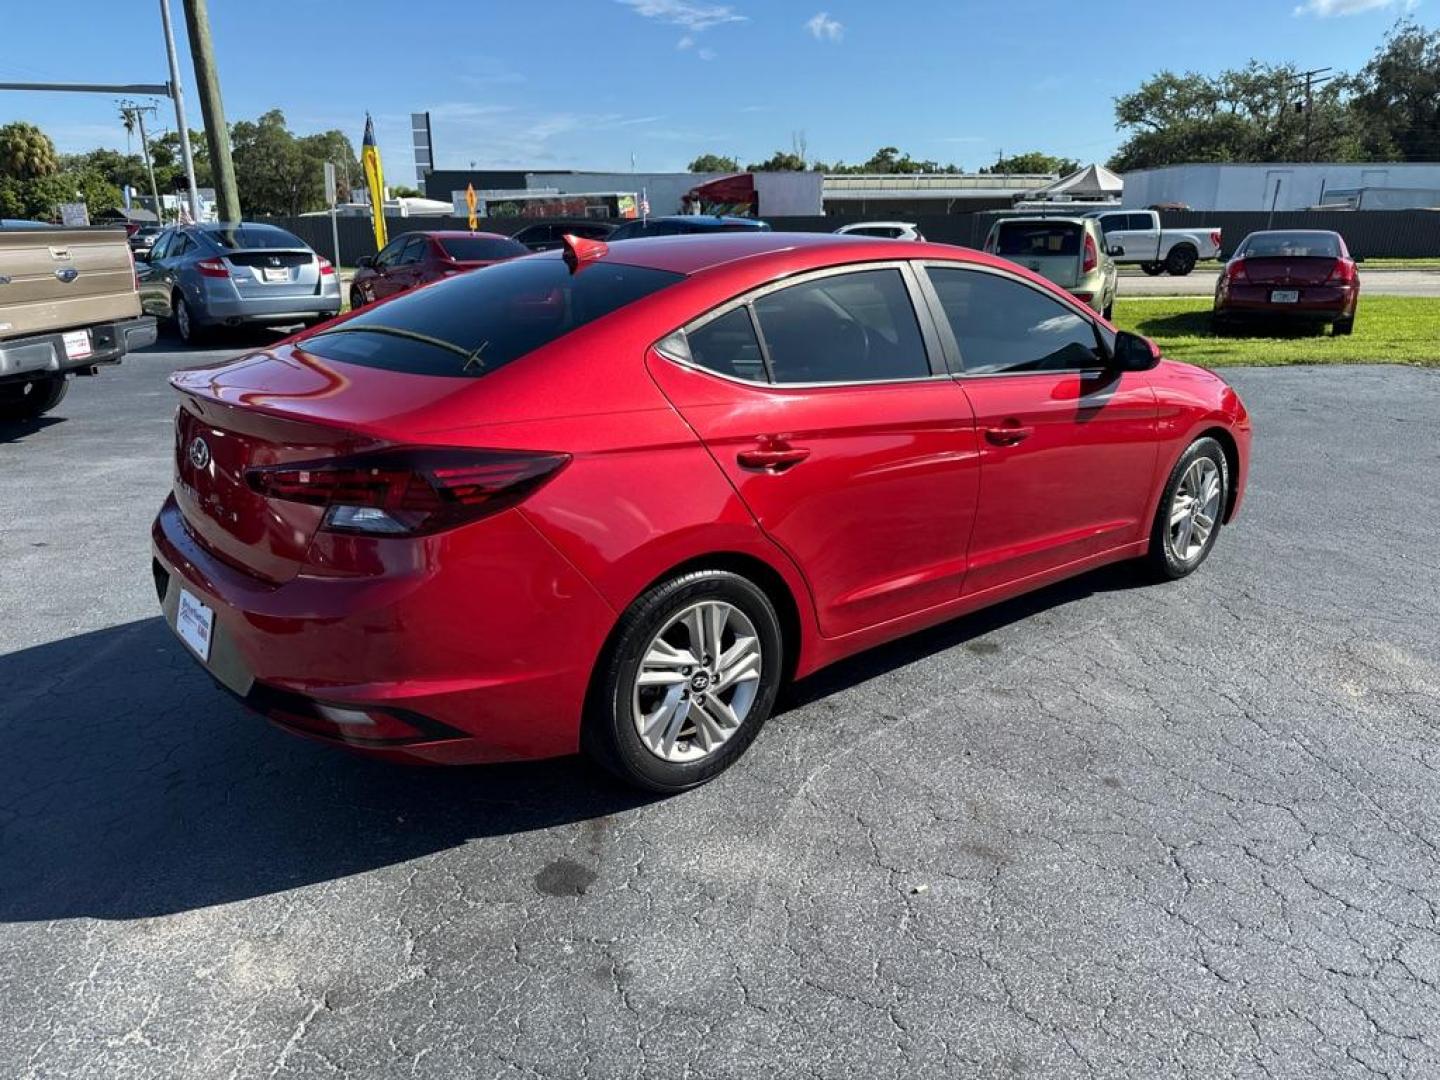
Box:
[737,445,810,471]
[983,424,1034,446]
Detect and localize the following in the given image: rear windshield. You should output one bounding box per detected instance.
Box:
[302,257,683,377]
[1240,232,1341,258]
[437,235,528,261]
[207,225,306,250]
[993,222,1081,257]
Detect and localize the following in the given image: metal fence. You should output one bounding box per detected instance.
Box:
[259,208,1440,264]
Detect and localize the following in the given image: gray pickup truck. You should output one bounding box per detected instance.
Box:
[0,220,157,420]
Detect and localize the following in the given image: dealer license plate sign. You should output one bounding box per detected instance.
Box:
[175,588,215,661]
[62,329,92,359]
[1271,290,1299,304]
[262,267,289,282]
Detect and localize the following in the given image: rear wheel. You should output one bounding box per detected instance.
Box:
[1140,262,1165,277]
[1333,316,1354,336]
[583,569,783,792]
[349,286,364,311]
[0,374,68,420]
[1102,299,1114,321]
[1165,245,1198,277]
[174,294,207,345]
[1145,437,1228,581]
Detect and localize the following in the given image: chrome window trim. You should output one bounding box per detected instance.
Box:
[916,259,1115,378]
[653,259,950,390]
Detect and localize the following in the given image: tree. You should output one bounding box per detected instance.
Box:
[687,153,740,173]
[982,151,1081,176]
[0,121,60,180]
[826,147,961,174]
[389,184,421,198]
[230,110,360,215]
[0,167,120,221]
[746,149,808,171]
[1347,20,1440,162]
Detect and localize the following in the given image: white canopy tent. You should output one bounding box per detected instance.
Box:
[1028,163,1123,201]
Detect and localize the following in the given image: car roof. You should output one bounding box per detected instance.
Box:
[994,216,1091,226]
[1242,229,1341,237]
[408,230,517,241]
[588,230,992,277]
[641,215,763,226]
[840,221,918,228]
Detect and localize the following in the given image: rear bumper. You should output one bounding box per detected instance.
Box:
[194,279,342,326]
[150,493,616,764]
[0,315,157,382]
[1215,284,1356,319]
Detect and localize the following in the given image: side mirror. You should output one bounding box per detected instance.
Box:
[1112,330,1161,371]
[356,255,374,269]
[1108,244,1125,257]
[1352,255,1365,264]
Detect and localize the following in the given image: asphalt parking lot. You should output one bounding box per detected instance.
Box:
[2,340,1439,1079]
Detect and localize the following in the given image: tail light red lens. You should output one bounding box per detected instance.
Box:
[1211,230,1222,249]
[317,257,335,276]
[1082,232,1098,274]
[1226,259,1248,283]
[195,257,229,278]
[1326,258,1357,285]
[245,447,570,536]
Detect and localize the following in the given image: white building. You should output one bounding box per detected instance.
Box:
[1121,162,1440,212]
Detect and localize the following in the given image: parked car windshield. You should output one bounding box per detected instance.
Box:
[302,257,682,376]
[207,225,307,250]
[993,221,1081,257]
[1240,232,1342,258]
[437,235,529,261]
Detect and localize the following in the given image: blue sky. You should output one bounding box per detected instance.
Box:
[2,0,1432,178]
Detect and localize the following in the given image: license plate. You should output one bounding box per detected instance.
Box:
[175,588,215,662]
[62,329,92,359]
[262,266,289,282]
[1271,290,1300,304]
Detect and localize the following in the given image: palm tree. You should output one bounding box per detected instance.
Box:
[0,122,60,180]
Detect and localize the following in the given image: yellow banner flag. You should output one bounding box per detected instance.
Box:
[361,113,387,252]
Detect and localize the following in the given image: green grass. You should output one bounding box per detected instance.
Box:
[1113,296,1440,367]
[1119,258,1440,275]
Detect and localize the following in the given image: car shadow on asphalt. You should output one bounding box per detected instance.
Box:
[0,415,66,443]
[0,563,1147,923]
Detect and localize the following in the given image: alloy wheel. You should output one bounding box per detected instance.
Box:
[176,297,192,341]
[631,601,762,763]
[1168,457,1222,562]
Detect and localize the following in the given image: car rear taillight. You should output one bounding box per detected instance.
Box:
[1211,230,1222,249]
[1325,258,1357,285]
[195,257,229,278]
[1082,232,1098,274]
[317,257,335,276]
[245,447,570,536]
[1226,259,1248,283]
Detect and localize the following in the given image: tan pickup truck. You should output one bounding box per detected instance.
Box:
[0,221,158,420]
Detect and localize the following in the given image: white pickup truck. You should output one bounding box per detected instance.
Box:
[1085,209,1223,277]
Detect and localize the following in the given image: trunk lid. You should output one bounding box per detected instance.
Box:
[989,221,1084,289]
[0,226,140,340]
[170,343,474,582]
[222,247,322,300]
[1239,257,1338,286]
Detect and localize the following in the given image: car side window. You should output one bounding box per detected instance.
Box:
[686,307,767,382]
[1098,215,1125,236]
[926,267,1103,375]
[149,230,174,260]
[375,237,408,267]
[1130,213,1153,231]
[171,234,193,258]
[397,237,427,265]
[753,268,930,384]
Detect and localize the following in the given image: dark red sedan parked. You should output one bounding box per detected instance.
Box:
[153,232,1250,791]
[1214,229,1360,335]
[349,230,528,309]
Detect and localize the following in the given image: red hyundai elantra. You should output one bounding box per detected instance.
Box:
[153,232,1250,791]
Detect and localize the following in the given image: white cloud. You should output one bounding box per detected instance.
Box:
[698,47,717,60]
[616,0,746,31]
[805,11,844,41]
[1293,0,1416,16]
[676,34,695,49]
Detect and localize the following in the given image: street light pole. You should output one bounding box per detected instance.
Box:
[122,102,164,224]
[159,0,201,222]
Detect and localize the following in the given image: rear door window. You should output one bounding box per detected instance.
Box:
[302,257,682,377]
[752,268,930,384]
[993,222,1081,257]
[926,267,1102,375]
[686,307,767,382]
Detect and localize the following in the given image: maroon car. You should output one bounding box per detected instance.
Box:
[1213,229,1360,336]
[350,231,528,308]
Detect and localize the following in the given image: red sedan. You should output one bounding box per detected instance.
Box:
[1214,229,1360,335]
[153,232,1251,791]
[349,230,528,309]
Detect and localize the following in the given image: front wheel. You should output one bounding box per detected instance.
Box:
[1140,262,1165,277]
[1145,437,1228,581]
[349,286,364,310]
[0,374,68,420]
[583,569,784,792]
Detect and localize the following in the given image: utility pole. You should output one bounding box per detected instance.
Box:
[159,0,201,222]
[182,0,239,221]
[1284,67,1333,163]
[120,101,164,223]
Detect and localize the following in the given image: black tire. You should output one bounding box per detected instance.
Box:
[1102,300,1114,322]
[1165,245,1198,277]
[1145,437,1228,581]
[173,293,207,345]
[349,286,364,310]
[1333,316,1354,336]
[583,569,784,792]
[1140,262,1165,277]
[0,374,68,420]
